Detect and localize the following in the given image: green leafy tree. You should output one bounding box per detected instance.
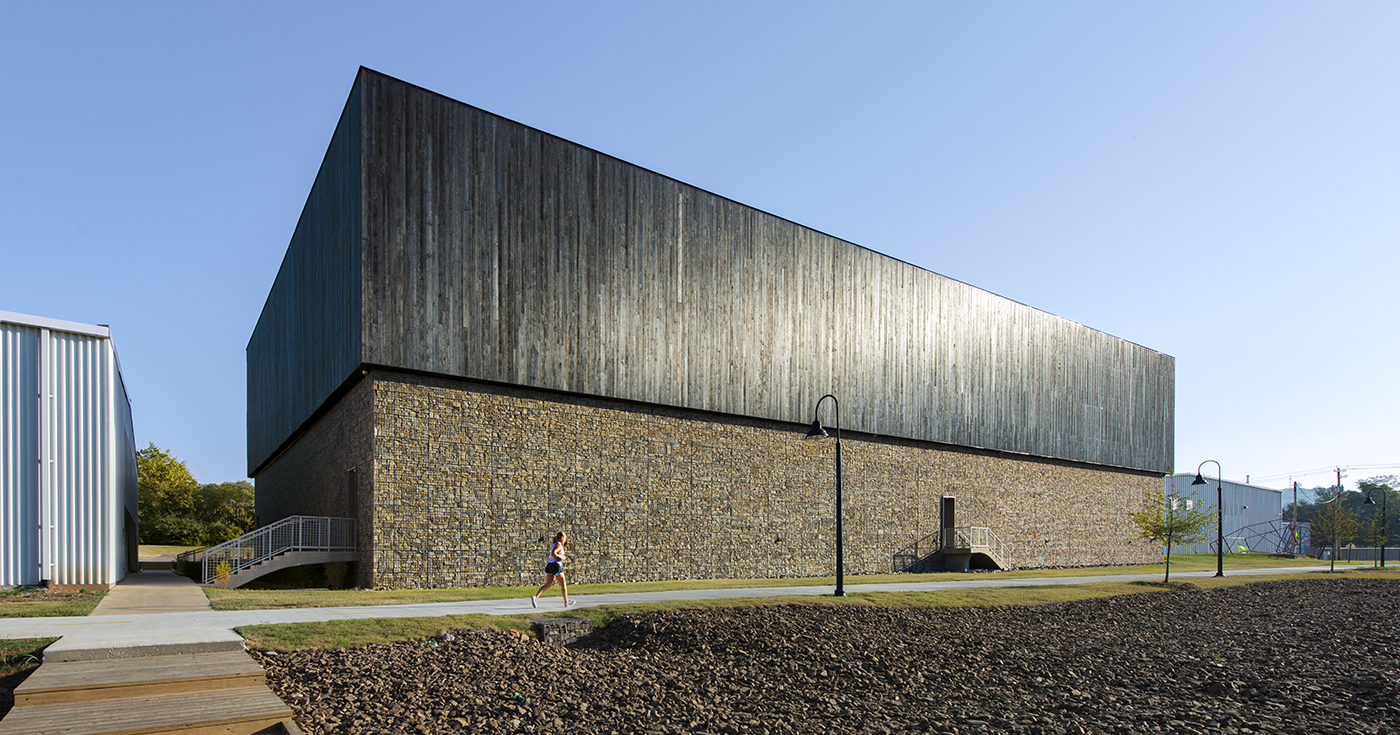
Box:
[141,514,207,546]
[1128,485,1213,582]
[197,481,255,544]
[137,445,255,545]
[1360,511,1386,564]
[136,443,200,544]
[1284,482,1392,555]
[1311,486,1360,571]
[1358,476,1397,564]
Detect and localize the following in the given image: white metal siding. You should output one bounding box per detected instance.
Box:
[1165,474,1286,555]
[1,312,134,588]
[1,323,40,586]
[43,332,110,585]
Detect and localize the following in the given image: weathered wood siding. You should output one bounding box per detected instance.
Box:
[248,68,1174,476]
[247,82,362,473]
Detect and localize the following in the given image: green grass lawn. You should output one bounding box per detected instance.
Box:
[0,554,1348,620]
[0,554,1387,652]
[205,553,1337,611]
[138,544,200,559]
[236,567,1400,651]
[0,587,106,618]
[238,581,1177,651]
[0,638,57,679]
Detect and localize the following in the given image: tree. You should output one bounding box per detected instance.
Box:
[137,444,255,545]
[1128,485,1213,582]
[137,443,200,544]
[1360,510,1386,565]
[197,481,255,544]
[1311,486,1359,571]
[1358,475,1398,564]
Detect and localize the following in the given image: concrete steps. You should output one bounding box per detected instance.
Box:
[0,651,299,735]
[941,526,1014,572]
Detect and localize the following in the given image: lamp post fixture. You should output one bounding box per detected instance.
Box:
[806,394,845,597]
[1363,490,1388,568]
[1192,460,1225,577]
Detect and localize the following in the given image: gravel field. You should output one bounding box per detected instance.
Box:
[255,577,1399,735]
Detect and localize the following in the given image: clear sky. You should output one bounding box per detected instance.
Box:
[2,3,1396,499]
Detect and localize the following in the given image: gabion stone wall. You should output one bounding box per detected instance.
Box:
[355,371,1158,588]
[253,369,1159,589]
[252,376,376,586]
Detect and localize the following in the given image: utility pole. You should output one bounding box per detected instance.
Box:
[1335,467,1344,565]
[1292,480,1299,554]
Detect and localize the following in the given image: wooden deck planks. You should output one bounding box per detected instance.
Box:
[0,686,291,735]
[0,652,294,735]
[16,651,264,704]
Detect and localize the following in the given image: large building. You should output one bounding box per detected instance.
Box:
[1164,474,1291,555]
[1,311,138,589]
[248,68,1175,589]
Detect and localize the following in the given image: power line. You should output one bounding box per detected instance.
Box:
[1252,464,1400,484]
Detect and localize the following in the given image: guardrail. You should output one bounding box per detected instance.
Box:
[175,516,356,585]
[942,526,1012,568]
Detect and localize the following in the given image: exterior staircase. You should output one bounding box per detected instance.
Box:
[941,526,1014,571]
[224,550,359,589]
[177,516,357,589]
[0,651,300,734]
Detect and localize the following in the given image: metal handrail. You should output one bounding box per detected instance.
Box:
[187,516,356,585]
[942,526,1013,568]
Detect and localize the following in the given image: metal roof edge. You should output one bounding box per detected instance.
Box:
[1168,473,1285,495]
[0,310,112,339]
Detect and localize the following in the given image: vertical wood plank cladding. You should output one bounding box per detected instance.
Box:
[247,80,362,475]
[280,69,1174,475]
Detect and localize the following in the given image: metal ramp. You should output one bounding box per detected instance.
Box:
[223,549,360,589]
[176,516,357,589]
[941,526,1013,571]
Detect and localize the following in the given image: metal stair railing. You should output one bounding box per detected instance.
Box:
[190,516,356,585]
[892,531,943,572]
[942,526,1013,569]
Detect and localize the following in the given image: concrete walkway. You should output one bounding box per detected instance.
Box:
[0,565,1367,661]
[91,570,213,616]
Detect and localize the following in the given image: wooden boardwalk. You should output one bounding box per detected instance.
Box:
[0,651,296,735]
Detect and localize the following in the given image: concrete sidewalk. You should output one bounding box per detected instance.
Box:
[91,570,214,616]
[0,565,1365,661]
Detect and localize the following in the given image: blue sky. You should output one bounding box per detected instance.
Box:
[2,2,1396,498]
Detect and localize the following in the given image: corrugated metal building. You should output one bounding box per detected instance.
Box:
[1,311,138,588]
[1164,474,1288,555]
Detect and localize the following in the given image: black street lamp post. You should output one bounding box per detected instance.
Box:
[1192,460,1225,577]
[1363,490,1388,568]
[806,394,846,597]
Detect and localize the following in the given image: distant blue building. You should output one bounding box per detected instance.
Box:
[1164,474,1295,555]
